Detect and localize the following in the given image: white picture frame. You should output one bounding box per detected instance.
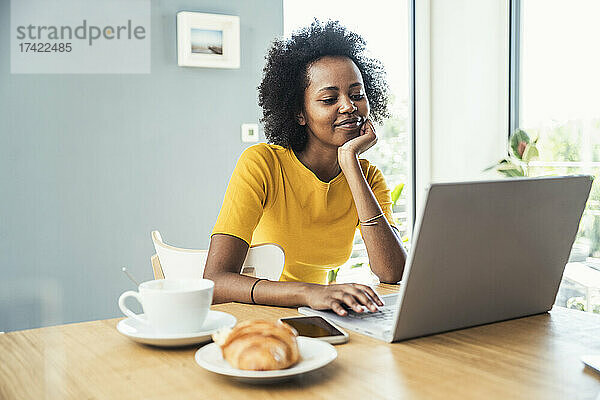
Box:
[177,12,240,69]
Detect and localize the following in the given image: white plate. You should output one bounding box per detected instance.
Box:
[194,336,337,383]
[116,310,236,347]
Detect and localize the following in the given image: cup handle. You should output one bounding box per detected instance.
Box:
[118,291,149,326]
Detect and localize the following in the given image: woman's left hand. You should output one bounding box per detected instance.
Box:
[338,119,377,161]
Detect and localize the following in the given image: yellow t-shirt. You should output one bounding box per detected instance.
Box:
[211,143,396,284]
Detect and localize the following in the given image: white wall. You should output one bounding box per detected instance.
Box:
[415,0,509,207]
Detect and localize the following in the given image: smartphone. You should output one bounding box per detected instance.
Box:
[279,316,349,344]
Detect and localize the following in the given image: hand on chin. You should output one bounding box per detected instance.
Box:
[338,119,377,160]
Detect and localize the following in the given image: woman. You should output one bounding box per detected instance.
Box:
[204,20,407,317]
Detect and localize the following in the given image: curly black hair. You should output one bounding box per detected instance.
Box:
[257,19,390,152]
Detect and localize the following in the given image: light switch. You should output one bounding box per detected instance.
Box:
[241,123,259,142]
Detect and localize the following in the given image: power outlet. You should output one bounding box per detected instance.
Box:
[241,123,259,142]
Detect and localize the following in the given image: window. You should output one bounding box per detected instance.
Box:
[512,0,600,311]
[284,0,413,283]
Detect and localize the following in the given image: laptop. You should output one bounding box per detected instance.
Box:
[299,175,593,342]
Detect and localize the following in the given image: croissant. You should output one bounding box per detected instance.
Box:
[212,320,300,371]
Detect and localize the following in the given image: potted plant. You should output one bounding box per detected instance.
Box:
[486,129,539,177]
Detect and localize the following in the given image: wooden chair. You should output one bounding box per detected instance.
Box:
[150,231,285,281]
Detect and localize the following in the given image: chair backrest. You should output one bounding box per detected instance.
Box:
[151,231,284,281]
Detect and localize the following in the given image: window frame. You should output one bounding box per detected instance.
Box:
[509,0,600,312]
[508,0,521,140]
[409,0,417,231]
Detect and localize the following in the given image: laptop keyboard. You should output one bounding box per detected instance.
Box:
[346,304,396,322]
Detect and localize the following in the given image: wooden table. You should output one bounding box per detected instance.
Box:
[1,284,600,399]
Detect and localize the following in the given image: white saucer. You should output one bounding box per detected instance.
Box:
[194,336,337,383]
[116,310,236,347]
[582,355,600,374]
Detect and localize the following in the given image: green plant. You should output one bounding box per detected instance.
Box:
[390,182,405,230]
[327,268,340,284]
[567,296,586,311]
[485,129,539,177]
[391,183,404,207]
[567,296,600,314]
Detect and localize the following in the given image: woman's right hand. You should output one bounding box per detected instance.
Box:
[305,283,384,316]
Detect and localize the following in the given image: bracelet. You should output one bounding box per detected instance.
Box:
[359,212,385,226]
[250,278,266,304]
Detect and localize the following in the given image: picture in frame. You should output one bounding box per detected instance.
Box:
[177,12,240,69]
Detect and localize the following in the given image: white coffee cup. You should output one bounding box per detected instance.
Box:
[118,279,214,334]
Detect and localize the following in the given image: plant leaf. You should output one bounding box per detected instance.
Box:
[500,169,524,177]
[327,267,340,284]
[522,143,539,163]
[484,163,499,172]
[391,183,404,206]
[496,161,524,176]
[510,129,531,159]
[496,161,520,170]
[327,269,335,283]
[484,158,509,172]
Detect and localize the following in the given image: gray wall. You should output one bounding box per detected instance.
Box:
[0,0,283,331]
